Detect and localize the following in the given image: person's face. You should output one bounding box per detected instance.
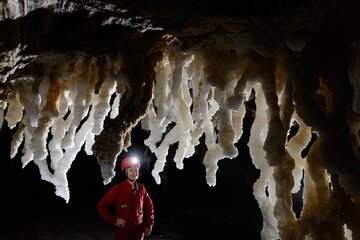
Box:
[126,166,139,182]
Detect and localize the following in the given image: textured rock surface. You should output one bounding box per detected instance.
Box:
[1,0,360,239]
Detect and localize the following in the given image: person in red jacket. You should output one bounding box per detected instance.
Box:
[97,156,154,240]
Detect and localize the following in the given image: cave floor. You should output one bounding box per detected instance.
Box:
[0,200,261,240]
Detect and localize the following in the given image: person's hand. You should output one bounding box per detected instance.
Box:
[144,228,152,237]
[115,218,126,228]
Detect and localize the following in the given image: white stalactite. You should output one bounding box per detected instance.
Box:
[84,79,117,155]
[49,93,70,169]
[61,57,92,149]
[248,82,279,240]
[54,104,95,202]
[21,128,33,167]
[5,91,23,129]
[10,122,24,158]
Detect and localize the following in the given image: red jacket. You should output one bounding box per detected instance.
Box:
[97,180,154,240]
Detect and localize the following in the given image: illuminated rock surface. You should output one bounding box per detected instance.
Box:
[1,0,360,239]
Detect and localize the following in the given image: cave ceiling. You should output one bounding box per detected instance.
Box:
[0,0,328,57]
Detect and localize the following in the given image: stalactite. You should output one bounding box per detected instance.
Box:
[92,38,158,184]
[0,0,360,239]
[1,42,360,237]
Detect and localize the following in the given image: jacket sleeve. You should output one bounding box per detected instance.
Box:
[97,186,117,226]
[143,189,154,230]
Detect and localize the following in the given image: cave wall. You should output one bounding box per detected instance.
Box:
[1,0,360,239]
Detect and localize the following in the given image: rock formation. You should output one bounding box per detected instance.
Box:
[1,0,360,239]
